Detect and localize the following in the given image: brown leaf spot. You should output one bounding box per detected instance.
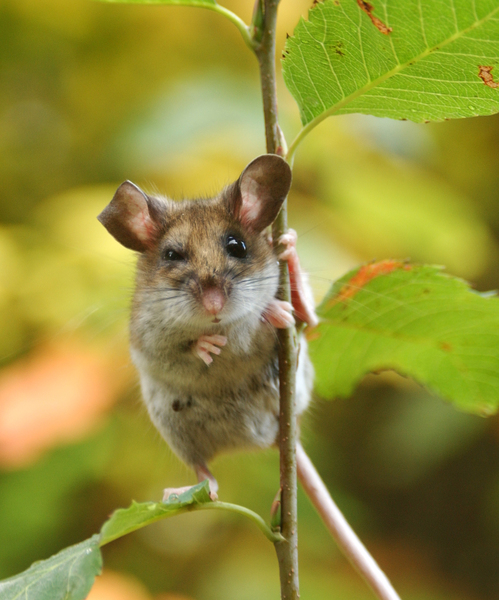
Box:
[478,65,499,89]
[328,260,410,307]
[357,0,392,35]
[331,41,345,57]
[440,342,452,352]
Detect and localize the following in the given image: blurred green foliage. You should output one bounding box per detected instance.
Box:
[1,0,499,599]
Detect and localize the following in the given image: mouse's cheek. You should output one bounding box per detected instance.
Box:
[219,290,257,324]
[152,287,196,326]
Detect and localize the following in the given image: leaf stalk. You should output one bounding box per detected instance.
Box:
[99,501,283,546]
[209,4,255,51]
[200,502,285,543]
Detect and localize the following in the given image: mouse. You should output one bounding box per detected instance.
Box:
[98,154,318,500]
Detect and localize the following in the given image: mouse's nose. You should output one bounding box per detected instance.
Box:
[201,287,226,315]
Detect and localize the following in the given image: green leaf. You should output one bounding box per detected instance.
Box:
[309,261,499,415]
[283,0,499,146]
[99,480,212,545]
[99,481,283,544]
[0,535,102,600]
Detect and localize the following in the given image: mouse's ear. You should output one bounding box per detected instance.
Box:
[98,181,165,252]
[228,154,292,232]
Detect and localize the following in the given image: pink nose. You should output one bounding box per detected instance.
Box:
[202,288,226,315]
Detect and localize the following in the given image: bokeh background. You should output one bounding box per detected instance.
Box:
[1,0,499,598]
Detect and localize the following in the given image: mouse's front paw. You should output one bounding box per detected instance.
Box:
[277,228,298,262]
[277,228,319,329]
[263,299,295,329]
[193,334,227,366]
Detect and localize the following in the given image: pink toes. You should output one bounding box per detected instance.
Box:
[193,334,227,365]
[263,299,295,329]
[277,229,319,329]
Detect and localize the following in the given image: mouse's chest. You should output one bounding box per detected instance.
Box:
[131,314,278,387]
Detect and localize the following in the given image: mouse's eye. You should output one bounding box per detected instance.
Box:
[163,249,184,261]
[225,235,247,259]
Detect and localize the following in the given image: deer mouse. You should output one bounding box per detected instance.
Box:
[98,154,318,500]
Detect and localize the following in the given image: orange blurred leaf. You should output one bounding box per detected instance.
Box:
[0,339,130,468]
[87,570,151,600]
[86,570,195,600]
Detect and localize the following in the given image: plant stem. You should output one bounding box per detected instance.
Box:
[254,3,281,154]
[99,501,284,546]
[207,4,255,52]
[296,443,402,600]
[199,502,284,544]
[253,1,300,598]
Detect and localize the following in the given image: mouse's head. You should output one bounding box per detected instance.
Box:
[98,154,292,328]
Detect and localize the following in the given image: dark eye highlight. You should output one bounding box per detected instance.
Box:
[225,235,247,259]
[163,249,184,261]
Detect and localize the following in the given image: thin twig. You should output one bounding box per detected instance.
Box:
[296,442,402,600]
[252,0,300,598]
[251,4,401,600]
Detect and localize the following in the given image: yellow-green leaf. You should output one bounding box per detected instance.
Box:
[283,0,499,132]
[0,535,102,600]
[310,262,499,415]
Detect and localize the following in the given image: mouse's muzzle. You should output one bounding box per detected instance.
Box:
[201,287,226,319]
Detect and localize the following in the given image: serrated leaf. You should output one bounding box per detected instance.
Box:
[0,535,101,600]
[283,0,499,126]
[309,261,499,415]
[98,0,216,5]
[99,480,212,545]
